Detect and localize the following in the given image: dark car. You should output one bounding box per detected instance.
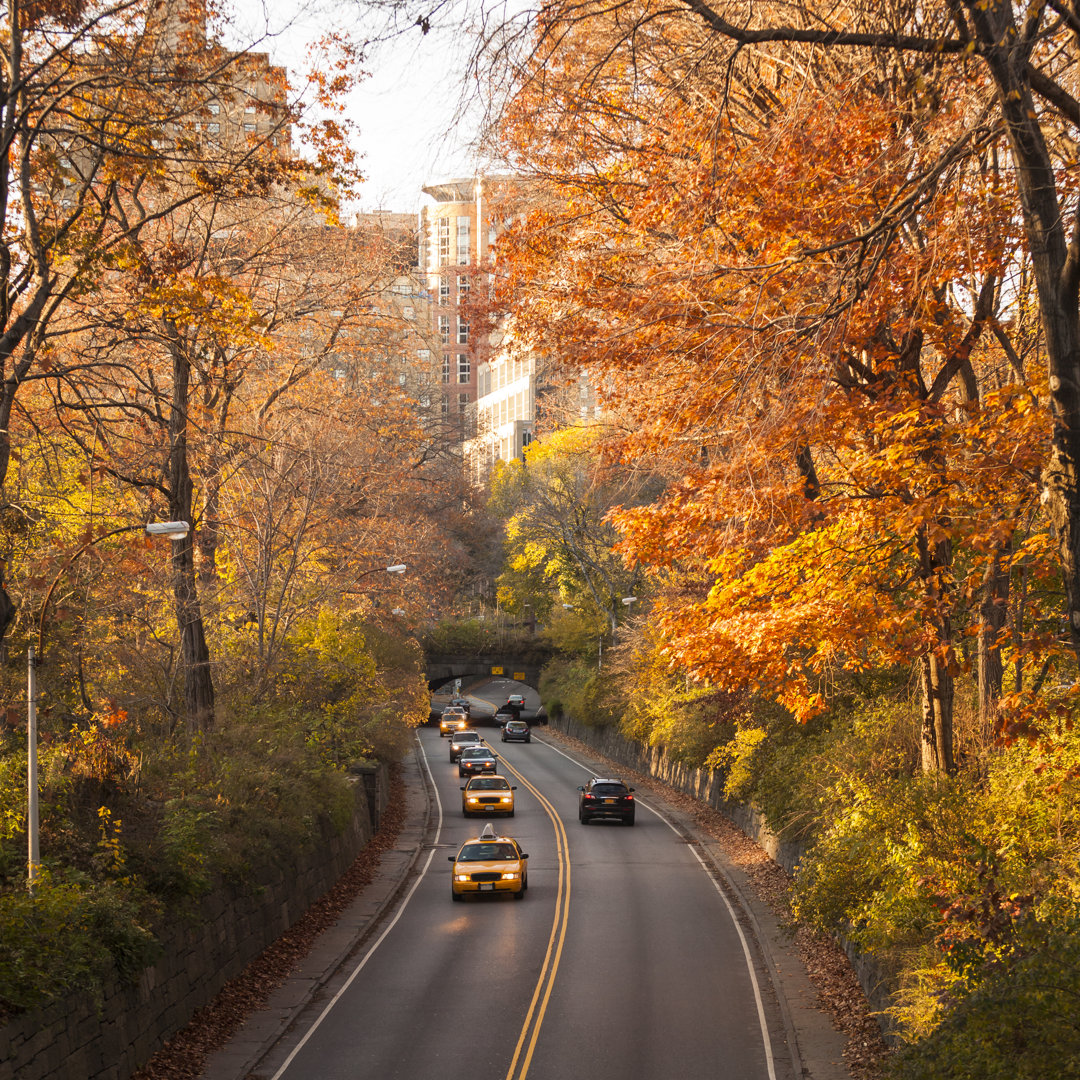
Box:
[459,746,499,778]
[494,704,519,727]
[578,777,636,825]
[501,719,531,743]
[450,696,472,715]
[449,730,482,762]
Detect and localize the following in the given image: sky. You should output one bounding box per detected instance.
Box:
[346,28,486,212]
[230,0,488,214]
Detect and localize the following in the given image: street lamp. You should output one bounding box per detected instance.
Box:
[27,520,189,891]
[344,563,407,593]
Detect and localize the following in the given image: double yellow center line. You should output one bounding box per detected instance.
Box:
[494,749,571,1080]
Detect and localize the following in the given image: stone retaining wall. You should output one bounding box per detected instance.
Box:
[550,714,898,1034]
[0,765,390,1080]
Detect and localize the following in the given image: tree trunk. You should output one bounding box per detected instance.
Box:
[916,525,956,773]
[169,337,214,733]
[920,649,955,774]
[968,1,1080,664]
[199,477,220,586]
[978,544,1009,729]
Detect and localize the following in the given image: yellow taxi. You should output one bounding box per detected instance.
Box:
[448,823,529,901]
[439,708,469,737]
[461,774,516,817]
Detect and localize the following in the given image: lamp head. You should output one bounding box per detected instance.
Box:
[145,521,190,540]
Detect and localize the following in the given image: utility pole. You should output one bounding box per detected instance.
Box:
[27,647,38,893]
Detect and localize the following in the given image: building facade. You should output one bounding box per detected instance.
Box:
[419,177,501,431]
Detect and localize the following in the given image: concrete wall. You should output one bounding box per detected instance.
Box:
[0,765,390,1080]
[550,714,898,1034]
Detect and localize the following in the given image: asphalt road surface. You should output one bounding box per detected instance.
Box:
[254,715,790,1080]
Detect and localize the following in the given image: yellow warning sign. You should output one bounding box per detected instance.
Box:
[491,666,504,675]
[513,672,526,681]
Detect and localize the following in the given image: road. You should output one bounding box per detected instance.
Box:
[252,683,791,1080]
[433,675,544,725]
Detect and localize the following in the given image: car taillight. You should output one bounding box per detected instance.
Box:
[625,795,634,801]
[583,793,595,800]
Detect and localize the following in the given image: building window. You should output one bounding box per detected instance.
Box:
[439,315,450,343]
[457,353,470,384]
[243,122,256,132]
[438,217,450,263]
[417,348,431,362]
[457,274,470,299]
[457,318,469,344]
[459,393,469,415]
[208,102,220,115]
[442,354,451,383]
[441,400,449,417]
[456,216,470,265]
[403,305,415,320]
[245,103,256,114]
[439,276,449,303]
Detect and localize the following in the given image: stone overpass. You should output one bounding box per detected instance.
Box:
[426,650,551,693]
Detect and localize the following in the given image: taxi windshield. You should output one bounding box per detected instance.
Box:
[468,777,509,790]
[459,843,519,861]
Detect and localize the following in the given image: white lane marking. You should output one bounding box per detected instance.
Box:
[528,734,778,1080]
[269,734,444,1080]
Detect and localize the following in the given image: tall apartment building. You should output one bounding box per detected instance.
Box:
[420,175,601,483]
[467,326,537,484]
[350,212,439,405]
[149,0,292,157]
[419,177,502,430]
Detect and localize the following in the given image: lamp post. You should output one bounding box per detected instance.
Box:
[343,563,407,594]
[27,520,189,892]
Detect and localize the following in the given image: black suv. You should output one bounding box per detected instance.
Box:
[578,778,636,826]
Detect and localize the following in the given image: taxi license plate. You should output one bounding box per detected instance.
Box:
[479,883,494,891]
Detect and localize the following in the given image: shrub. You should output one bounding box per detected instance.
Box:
[888,919,1080,1080]
[0,873,160,1012]
[539,657,617,727]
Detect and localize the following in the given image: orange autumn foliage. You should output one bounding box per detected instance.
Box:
[492,5,1059,769]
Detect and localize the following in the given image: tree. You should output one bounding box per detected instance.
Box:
[478,0,1080,670]
[484,0,1058,770]
[0,0,308,724]
[490,423,655,633]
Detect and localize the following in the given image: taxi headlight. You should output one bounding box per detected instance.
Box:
[501,872,520,880]
[467,797,479,804]
[454,874,470,881]
[500,797,511,803]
